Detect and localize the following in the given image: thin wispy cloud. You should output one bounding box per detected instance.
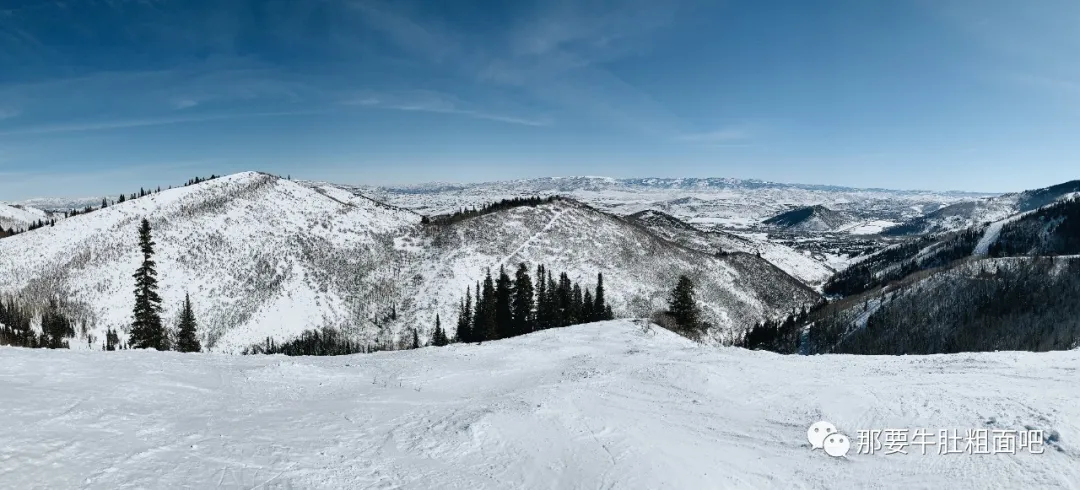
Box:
[677,128,752,143]
[0,110,322,137]
[345,0,693,137]
[346,90,550,127]
[0,108,19,120]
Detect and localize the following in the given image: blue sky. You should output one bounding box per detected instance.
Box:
[0,0,1077,199]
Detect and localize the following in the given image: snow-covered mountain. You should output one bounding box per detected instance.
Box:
[826,196,1080,298]
[625,209,835,287]
[353,177,991,231]
[0,172,819,352]
[0,202,49,232]
[762,204,849,232]
[3,320,1076,489]
[806,255,1080,354]
[883,180,1080,236]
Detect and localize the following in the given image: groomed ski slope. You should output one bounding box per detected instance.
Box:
[1,320,1077,489]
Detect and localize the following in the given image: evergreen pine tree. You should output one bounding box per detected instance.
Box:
[460,289,473,342]
[481,271,498,340]
[454,299,467,343]
[129,218,165,350]
[511,263,535,336]
[571,283,583,325]
[594,273,609,321]
[495,266,513,338]
[668,275,702,334]
[176,293,202,352]
[535,264,548,329]
[105,328,119,351]
[101,198,108,209]
[472,282,484,342]
[41,298,74,348]
[118,193,126,203]
[433,314,449,346]
[582,289,594,323]
[548,272,561,327]
[411,328,420,349]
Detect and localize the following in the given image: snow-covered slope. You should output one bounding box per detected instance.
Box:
[826,197,1080,297]
[0,202,48,232]
[0,172,422,351]
[762,205,850,232]
[626,209,834,287]
[0,173,819,351]
[352,177,988,232]
[409,199,820,345]
[884,180,1080,236]
[809,256,1080,354]
[1,320,1076,489]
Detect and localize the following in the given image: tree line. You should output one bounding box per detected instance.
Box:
[452,264,614,344]
[424,196,559,225]
[0,174,222,239]
[0,296,77,348]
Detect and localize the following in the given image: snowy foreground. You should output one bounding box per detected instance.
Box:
[2,321,1078,489]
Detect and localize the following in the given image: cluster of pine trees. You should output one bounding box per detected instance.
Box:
[0,295,78,348]
[1,217,58,238]
[126,218,202,352]
[990,197,1080,257]
[241,265,616,357]
[807,257,1080,355]
[185,175,220,186]
[243,328,373,356]
[454,264,613,343]
[426,196,559,225]
[740,306,812,354]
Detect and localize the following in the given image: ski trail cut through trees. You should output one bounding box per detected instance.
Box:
[974,220,1006,256]
[501,208,567,266]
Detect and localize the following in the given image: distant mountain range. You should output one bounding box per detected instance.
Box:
[351,176,992,231]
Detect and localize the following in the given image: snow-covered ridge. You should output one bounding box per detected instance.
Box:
[0,202,49,231]
[1,320,1076,489]
[625,209,835,287]
[0,172,818,352]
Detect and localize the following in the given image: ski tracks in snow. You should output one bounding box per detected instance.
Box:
[499,208,567,267]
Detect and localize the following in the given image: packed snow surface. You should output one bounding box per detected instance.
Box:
[2,320,1077,489]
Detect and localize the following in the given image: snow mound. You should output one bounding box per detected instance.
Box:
[1,320,1077,489]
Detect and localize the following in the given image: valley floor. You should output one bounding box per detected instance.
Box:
[1,321,1078,489]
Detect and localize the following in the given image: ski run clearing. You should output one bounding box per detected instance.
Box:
[2,320,1077,489]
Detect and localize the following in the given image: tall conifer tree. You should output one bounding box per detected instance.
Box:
[511,263,535,335]
[176,293,201,352]
[594,273,609,321]
[480,271,498,340]
[129,218,165,350]
[495,266,513,339]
